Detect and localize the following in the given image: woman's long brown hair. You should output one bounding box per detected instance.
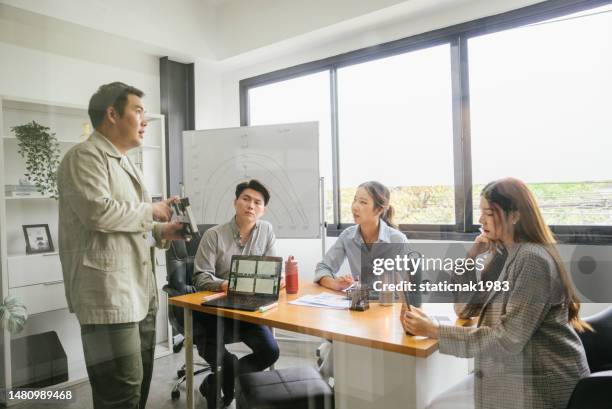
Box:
[481,177,591,332]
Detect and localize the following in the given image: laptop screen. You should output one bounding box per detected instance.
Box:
[228,256,282,296]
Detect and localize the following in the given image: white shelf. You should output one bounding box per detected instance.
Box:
[2,95,164,119]
[5,195,56,200]
[4,137,161,149]
[7,252,58,259]
[3,136,81,144]
[2,97,87,117]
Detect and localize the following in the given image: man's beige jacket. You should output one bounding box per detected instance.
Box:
[58,131,169,324]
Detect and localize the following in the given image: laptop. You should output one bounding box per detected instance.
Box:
[202,255,282,311]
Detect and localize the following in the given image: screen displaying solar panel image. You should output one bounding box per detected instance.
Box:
[257,260,278,275]
[254,277,276,294]
[237,259,257,275]
[254,260,279,294]
[235,277,255,292]
[229,259,280,294]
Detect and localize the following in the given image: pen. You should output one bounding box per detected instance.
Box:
[259,302,278,313]
[343,282,356,292]
[202,293,225,302]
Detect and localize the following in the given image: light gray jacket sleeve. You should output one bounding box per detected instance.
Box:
[193,230,225,292]
[314,233,347,283]
[438,251,555,359]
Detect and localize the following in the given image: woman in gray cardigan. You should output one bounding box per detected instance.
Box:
[401,178,590,409]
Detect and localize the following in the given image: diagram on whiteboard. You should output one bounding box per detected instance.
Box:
[183,122,320,239]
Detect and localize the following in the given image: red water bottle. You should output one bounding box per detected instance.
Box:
[285,256,299,294]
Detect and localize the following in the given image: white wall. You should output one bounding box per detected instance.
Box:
[0,0,216,60]
[0,0,545,62]
[213,0,421,59]
[213,0,547,60]
[0,3,161,109]
[194,61,224,130]
[0,42,160,110]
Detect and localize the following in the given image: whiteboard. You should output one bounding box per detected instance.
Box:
[183,122,320,238]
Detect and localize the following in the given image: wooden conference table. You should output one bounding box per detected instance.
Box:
[169,282,470,409]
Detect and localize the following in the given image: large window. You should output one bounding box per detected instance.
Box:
[241,0,612,242]
[469,4,612,226]
[337,44,454,224]
[248,71,333,222]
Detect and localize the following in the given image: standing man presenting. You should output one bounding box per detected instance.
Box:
[58,82,182,409]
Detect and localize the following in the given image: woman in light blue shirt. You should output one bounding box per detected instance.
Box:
[315,181,409,290]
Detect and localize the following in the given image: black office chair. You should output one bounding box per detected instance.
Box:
[163,224,211,400]
[566,306,612,409]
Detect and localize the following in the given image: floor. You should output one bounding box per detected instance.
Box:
[13,338,321,409]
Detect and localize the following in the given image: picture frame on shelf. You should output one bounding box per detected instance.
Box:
[22,224,54,254]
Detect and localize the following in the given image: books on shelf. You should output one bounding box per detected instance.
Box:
[5,183,43,197]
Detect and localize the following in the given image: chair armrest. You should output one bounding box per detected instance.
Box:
[589,369,612,377]
[566,370,612,409]
[162,284,197,298]
[162,285,184,298]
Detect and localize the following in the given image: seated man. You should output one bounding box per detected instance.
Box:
[193,179,280,408]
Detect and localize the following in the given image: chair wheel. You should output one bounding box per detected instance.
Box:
[171,389,180,400]
[177,369,186,378]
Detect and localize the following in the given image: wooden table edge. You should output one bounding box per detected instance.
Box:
[169,293,442,358]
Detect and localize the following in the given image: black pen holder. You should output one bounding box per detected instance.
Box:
[349,288,370,311]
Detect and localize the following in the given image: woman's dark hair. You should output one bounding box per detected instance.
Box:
[358,181,397,229]
[88,82,144,129]
[481,177,591,332]
[235,179,270,205]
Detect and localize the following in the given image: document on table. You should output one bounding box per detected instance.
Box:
[421,303,455,323]
[289,293,351,309]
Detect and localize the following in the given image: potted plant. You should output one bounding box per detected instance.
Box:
[10,121,61,198]
[0,295,27,334]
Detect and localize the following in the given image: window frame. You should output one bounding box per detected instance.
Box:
[239,0,612,244]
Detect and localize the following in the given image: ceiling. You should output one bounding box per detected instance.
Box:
[0,0,546,69]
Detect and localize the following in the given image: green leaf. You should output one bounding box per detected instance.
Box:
[11,120,60,195]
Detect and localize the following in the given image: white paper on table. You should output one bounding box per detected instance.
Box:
[289,293,351,309]
[421,303,456,323]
